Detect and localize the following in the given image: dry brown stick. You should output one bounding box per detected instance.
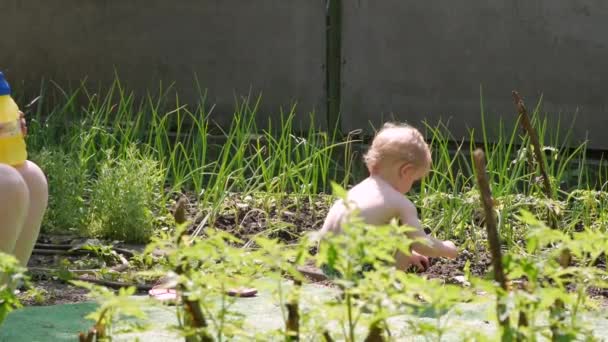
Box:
[473,149,510,330]
[296,265,328,282]
[29,267,98,275]
[183,297,209,330]
[513,91,570,270]
[512,91,553,200]
[177,260,211,342]
[78,324,99,341]
[285,304,299,340]
[75,276,153,291]
[364,320,385,342]
[285,286,302,341]
[176,263,212,342]
[29,262,128,276]
[173,196,213,342]
[323,331,335,342]
[473,149,508,290]
[34,243,74,250]
[111,247,136,258]
[517,310,529,331]
[85,329,95,342]
[285,279,301,341]
[513,89,570,336]
[33,245,136,258]
[32,248,94,256]
[174,196,188,226]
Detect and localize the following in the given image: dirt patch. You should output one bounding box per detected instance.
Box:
[19,254,90,306]
[21,240,146,306]
[425,249,493,281]
[183,193,332,244]
[21,193,607,307]
[18,280,89,306]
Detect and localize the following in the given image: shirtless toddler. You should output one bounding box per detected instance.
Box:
[318,122,457,271]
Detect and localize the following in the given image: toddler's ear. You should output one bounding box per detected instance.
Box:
[399,163,416,177]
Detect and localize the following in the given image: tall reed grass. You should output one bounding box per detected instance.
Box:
[18,77,608,243]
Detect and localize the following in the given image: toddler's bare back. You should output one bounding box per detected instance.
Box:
[319,176,415,236]
[318,176,456,260]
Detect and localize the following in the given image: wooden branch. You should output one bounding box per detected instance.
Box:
[512,91,553,200]
[183,298,209,328]
[286,279,301,341]
[29,262,128,277]
[473,149,510,330]
[512,91,569,267]
[75,276,153,292]
[174,196,189,225]
[175,265,210,340]
[83,329,95,342]
[182,297,213,342]
[323,331,335,342]
[364,320,385,342]
[29,267,96,275]
[174,195,213,342]
[473,149,508,291]
[111,247,136,258]
[296,265,328,282]
[33,244,136,258]
[32,248,93,256]
[34,243,74,250]
[518,310,529,330]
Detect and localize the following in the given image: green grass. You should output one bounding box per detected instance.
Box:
[18,76,608,244]
[10,77,608,341]
[22,78,357,242]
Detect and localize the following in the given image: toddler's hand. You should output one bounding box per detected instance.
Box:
[409,251,429,272]
[442,240,458,259]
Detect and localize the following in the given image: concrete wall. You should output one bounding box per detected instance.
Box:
[1,0,327,128]
[342,1,608,149]
[3,1,608,148]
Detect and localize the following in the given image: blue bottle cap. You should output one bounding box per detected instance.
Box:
[0,72,11,96]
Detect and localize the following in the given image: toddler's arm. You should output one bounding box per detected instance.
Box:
[398,199,457,259]
[315,199,349,246]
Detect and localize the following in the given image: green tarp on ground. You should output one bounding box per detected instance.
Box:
[1,282,607,341]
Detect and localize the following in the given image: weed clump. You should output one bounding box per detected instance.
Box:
[87,146,165,243]
[30,148,88,234]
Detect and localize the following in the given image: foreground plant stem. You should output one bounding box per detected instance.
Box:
[173,197,213,342]
[323,331,335,342]
[346,292,355,342]
[78,308,107,342]
[363,320,385,342]
[512,91,553,201]
[513,91,569,338]
[285,279,301,341]
[473,149,510,331]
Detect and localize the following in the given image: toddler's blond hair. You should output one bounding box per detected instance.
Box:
[363,122,431,173]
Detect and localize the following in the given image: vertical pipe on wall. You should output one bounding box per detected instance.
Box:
[326,0,342,134]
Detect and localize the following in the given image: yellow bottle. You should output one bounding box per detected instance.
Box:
[0,72,27,166]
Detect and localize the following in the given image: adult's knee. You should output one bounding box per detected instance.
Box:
[0,164,29,207]
[0,164,29,205]
[15,161,48,202]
